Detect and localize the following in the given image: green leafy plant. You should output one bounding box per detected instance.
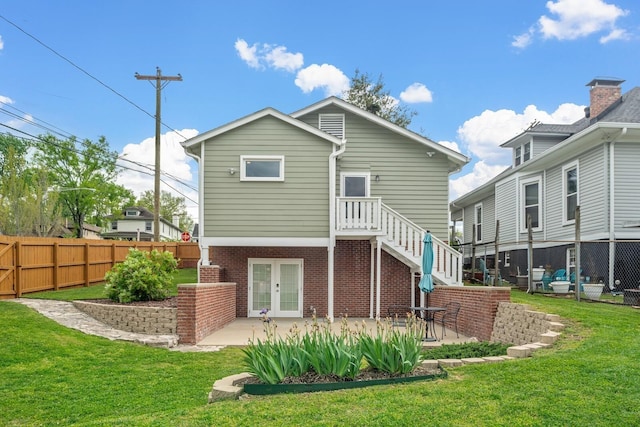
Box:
[359,315,424,374]
[104,248,178,303]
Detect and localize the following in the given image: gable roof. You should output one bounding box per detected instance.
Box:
[181,107,343,152]
[291,96,469,171]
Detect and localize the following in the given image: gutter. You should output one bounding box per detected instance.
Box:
[327,139,347,321]
[184,145,207,272]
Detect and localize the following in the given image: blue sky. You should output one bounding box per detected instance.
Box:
[1,0,639,222]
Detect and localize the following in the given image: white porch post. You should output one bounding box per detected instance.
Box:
[376,237,382,318]
[370,242,375,319]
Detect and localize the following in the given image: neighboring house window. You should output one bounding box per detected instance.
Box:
[474,203,483,243]
[125,209,137,217]
[563,162,578,224]
[523,142,531,162]
[566,247,576,279]
[341,173,369,197]
[504,252,510,267]
[319,114,345,139]
[515,142,531,166]
[521,178,542,231]
[240,155,285,181]
[111,221,117,230]
[145,221,152,232]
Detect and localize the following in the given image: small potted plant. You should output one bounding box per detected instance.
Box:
[583,281,605,300]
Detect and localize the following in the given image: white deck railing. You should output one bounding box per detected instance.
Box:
[336,197,462,286]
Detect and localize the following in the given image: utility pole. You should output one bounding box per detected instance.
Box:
[135,67,182,241]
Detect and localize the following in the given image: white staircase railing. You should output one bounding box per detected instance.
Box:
[380,204,462,286]
[336,198,462,286]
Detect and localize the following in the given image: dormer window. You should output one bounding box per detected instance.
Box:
[125,209,138,217]
[514,142,531,166]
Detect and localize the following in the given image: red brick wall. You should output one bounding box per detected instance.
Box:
[334,240,412,318]
[210,247,328,318]
[429,286,511,341]
[199,265,222,283]
[176,283,236,345]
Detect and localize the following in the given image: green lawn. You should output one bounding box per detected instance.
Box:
[2,288,639,426]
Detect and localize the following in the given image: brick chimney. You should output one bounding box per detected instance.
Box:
[586,78,624,118]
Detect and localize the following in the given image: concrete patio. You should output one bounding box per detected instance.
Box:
[197,317,473,347]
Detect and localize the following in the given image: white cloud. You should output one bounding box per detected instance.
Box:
[0,35,4,50]
[265,46,304,72]
[0,95,13,104]
[117,129,200,222]
[512,27,535,49]
[400,83,433,103]
[294,64,350,96]
[438,140,461,153]
[450,161,508,200]
[539,0,629,41]
[512,0,630,48]
[235,39,304,72]
[234,39,260,69]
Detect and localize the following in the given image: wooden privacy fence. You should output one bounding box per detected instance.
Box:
[0,236,200,299]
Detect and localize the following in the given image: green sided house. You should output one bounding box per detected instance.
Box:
[181,97,468,319]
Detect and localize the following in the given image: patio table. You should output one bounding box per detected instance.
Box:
[410,306,446,342]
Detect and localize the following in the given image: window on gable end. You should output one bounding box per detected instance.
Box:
[563,162,578,224]
[515,147,522,166]
[521,178,542,232]
[319,114,345,139]
[474,204,483,243]
[523,142,531,162]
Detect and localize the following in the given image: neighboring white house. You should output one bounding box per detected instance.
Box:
[450,78,640,290]
[101,206,182,241]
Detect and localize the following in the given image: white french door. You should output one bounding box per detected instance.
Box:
[248,259,303,317]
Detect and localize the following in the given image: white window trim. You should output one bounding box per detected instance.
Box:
[562,161,579,226]
[240,155,285,182]
[474,203,483,243]
[340,172,370,197]
[514,147,521,166]
[520,176,543,233]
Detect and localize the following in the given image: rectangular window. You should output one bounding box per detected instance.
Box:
[515,147,521,166]
[342,174,369,197]
[521,178,542,231]
[111,221,117,230]
[145,221,152,232]
[241,155,285,181]
[474,204,483,243]
[523,142,531,162]
[563,163,578,224]
[125,210,137,217]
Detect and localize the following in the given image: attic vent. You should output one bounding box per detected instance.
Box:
[319,114,345,139]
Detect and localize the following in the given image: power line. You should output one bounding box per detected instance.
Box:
[0,13,188,140]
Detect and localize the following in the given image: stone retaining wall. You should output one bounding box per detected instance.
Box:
[491,302,563,345]
[72,301,177,334]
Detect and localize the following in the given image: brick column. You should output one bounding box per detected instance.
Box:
[199,264,222,283]
[177,282,236,345]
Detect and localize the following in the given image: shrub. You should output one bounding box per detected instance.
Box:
[422,342,510,360]
[104,248,178,303]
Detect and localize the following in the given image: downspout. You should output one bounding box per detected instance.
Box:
[608,127,627,287]
[328,139,346,321]
[185,145,208,283]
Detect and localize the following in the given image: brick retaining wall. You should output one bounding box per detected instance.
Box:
[72,301,177,334]
[429,286,511,341]
[177,282,237,345]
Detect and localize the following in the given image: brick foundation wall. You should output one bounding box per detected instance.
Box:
[429,286,511,341]
[209,247,328,318]
[177,283,236,345]
[72,301,177,334]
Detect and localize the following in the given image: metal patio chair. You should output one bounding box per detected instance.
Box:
[434,301,461,339]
